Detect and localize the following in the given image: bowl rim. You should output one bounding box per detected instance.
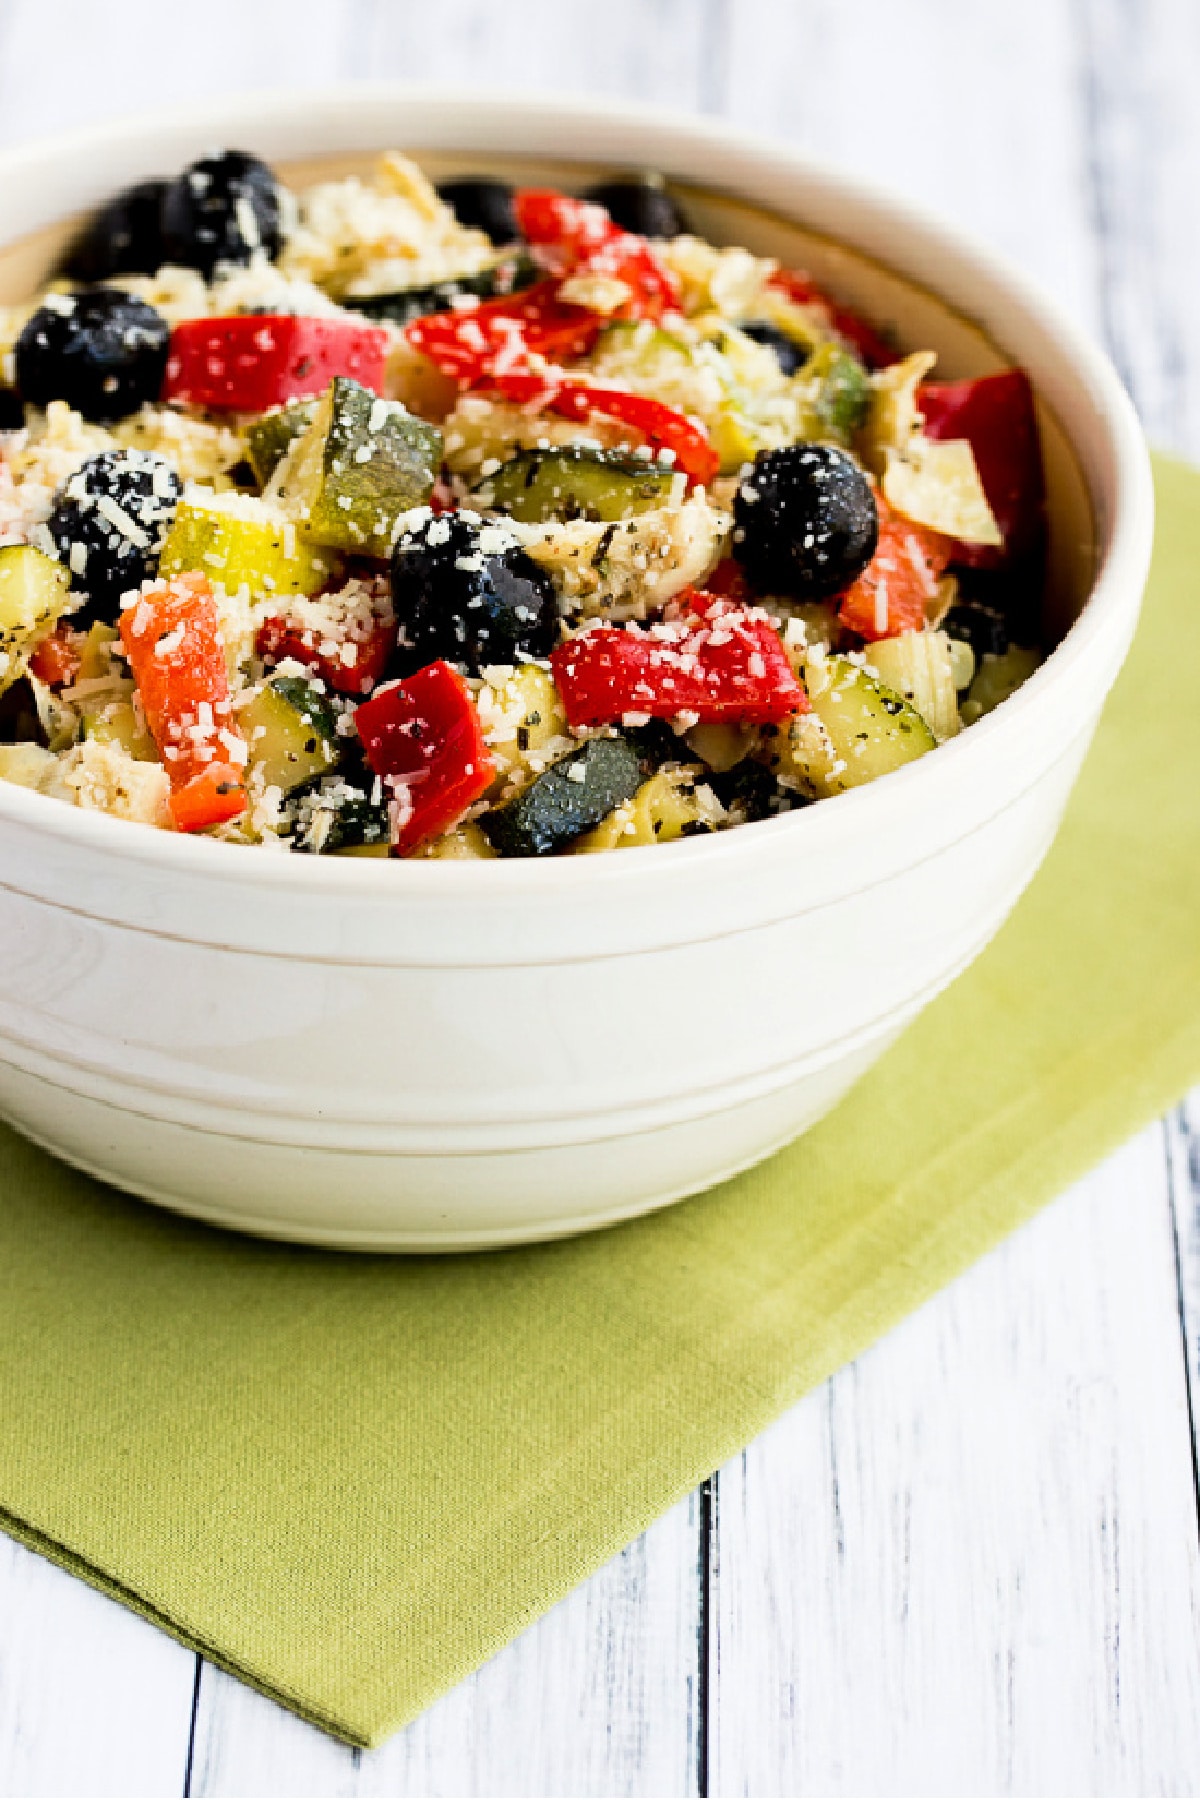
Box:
[0,82,1156,897]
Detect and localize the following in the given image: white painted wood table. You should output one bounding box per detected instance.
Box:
[0,2,1198,1793]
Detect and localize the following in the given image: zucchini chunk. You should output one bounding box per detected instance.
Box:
[575,768,716,851]
[246,400,319,487]
[159,490,342,598]
[480,734,642,857]
[270,377,442,558]
[960,644,1041,725]
[801,341,871,443]
[412,821,497,860]
[776,652,936,797]
[240,675,340,795]
[293,789,391,854]
[82,697,157,762]
[0,546,72,694]
[349,254,540,326]
[472,446,681,524]
[480,663,569,792]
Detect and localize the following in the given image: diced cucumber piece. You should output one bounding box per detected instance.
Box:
[271,377,442,558]
[0,546,72,694]
[867,629,961,741]
[960,644,1041,725]
[349,254,540,326]
[240,675,340,795]
[780,653,936,797]
[159,490,342,598]
[480,734,642,856]
[246,400,318,487]
[472,446,680,524]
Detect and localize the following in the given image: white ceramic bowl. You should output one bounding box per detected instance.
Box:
[0,87,1153,1250]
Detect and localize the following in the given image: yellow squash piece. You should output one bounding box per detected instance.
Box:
[159,490,342,599]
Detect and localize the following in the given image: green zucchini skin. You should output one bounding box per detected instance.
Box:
[349,254,540,326]
[480,735,643,857]
[0,545,72,695]
[803,342,871,442]
[246,400,318,487]
[471,446,679,523]
[241,675,341,795]
[293,791,391,854]
[275,377,443,558]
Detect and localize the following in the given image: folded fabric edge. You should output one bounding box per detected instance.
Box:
[354,1005,1200,1747]
[0,1507,372,1750]
[3,1007,1197,1754]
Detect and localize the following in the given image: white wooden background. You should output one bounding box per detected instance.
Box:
[0,2,1198,1794]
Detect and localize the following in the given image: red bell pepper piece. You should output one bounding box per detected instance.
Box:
[917,369,1045,570]
[354,659,493,854]
[256,613,394,698]
[27,622,83,688]
[488,370,720,487]
[513,187,681,320]
[405,281,605,384]
[769,269,895,370]
[168,763,249,834]
[163,315,389,412]
[119,572,248,831]
[837,500,954,642]
[551,603,806,727]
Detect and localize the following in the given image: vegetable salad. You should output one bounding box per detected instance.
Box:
[0,151,1046,858]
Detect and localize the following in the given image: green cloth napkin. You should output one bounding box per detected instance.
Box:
[1,453,1198,1749]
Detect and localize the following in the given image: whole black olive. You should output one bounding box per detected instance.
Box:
[159,150,286,277]
[435,177,520,246]
[15,288,170,424]
[733,444,878,599]
[943,600,1009,661]
[390,512,559,675]
[583,175,689,239]
[64,179,168,283]
[739,320,807,378]
[47,448,181,618]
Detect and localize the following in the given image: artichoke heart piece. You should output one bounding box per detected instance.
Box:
[882,436,1002,546]
[472,446,681,524]
[159,490,342,598]
[0,546,72,695]
[272,377,442,559]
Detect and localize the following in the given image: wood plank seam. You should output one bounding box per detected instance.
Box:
[1166,1106,1200,1519]
[182,1655,203,1798]
[698,1474,716,1798]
